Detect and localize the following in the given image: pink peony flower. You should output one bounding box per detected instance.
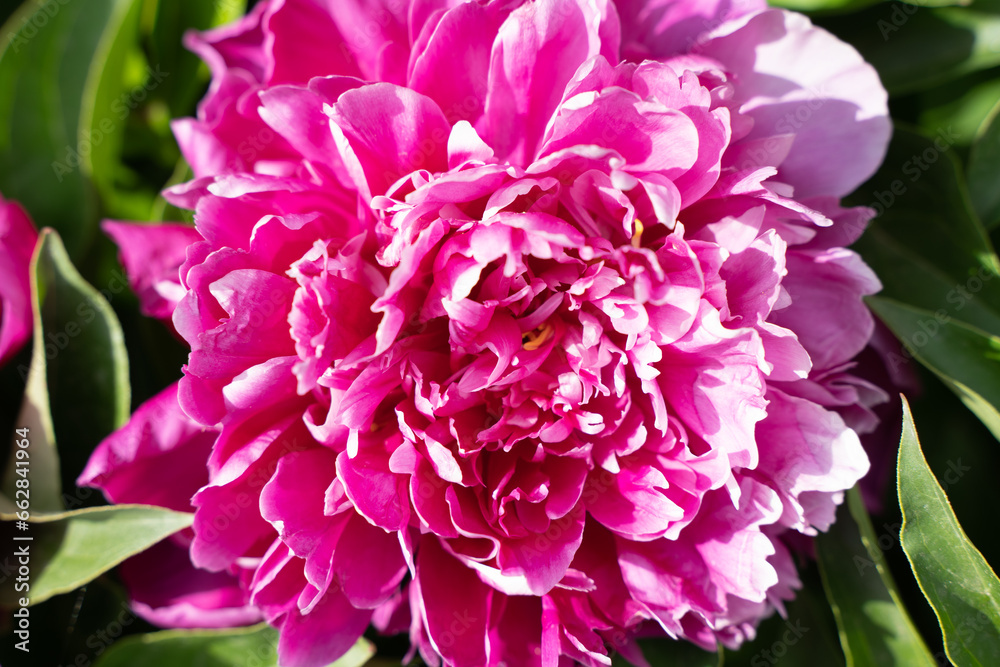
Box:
[85,1,893,665]
[0,193,38,367]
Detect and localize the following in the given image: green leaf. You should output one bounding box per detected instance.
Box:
[819,6,1000,96]
[147,0,247,117]
[78,0,143,212]
[768,0,879,14]
[0,504,193,606]
[2,227,131,513]
[817,487,936,666]
[0,0,135,258]
[868,296,1000,441]
[92,624,374,667]
[773,0,962,14]
[853,127,1000,338]
[917,75,1000,152]
[36,230,130,483]
[969,98,1000,230]
[898,397,1000,665]
[1,232,60,512]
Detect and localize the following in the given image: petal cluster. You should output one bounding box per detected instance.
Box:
[83,1,892,665]
[0,193,38,367]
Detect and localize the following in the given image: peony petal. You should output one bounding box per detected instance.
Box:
[275,586,372,667]
[328,83,452,199]
[77,383,216,512]
[416,536,492,666]
[482,0,609,165]
[103,221,203,322]
[614,0,766,61]
[0,195,37,366]
[120,539,261,629]
[700,9,891,198]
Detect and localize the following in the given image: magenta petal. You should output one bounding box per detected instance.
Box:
[323,0,411,84]
[497,507,585,595]
[587,466,685,540]
[689,478,783,603]
[331,513,408,609]
[328,83,451,200]
[488,595,544,667]
[720,229,786,326]
[415,537,492,666]
[771,247,880,372]
[260,448,339,556]
[258,76,364,182]
[757,390,870,533]
[337,446,410,531]
[615,0,766,60]
[542,87,700,177]
[659,306,767,470]
[190,436,292,571]
[483,0,607,165]
[103,221,203,322]
[408,2,506,125]
[264,0,361,85]
[0,195,37,367]
[701,9,891,198]
[276,586,372,667]
[120,539,261,629]
[77,382,215,512]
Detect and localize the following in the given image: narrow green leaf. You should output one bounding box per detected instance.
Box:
[79,0,143,210]
[34,230,130,483]
[868,296,1000,440]
[92,624,374,667]
[968,98,1000,230]
[853,127,1000,338]
[1,232,60,512]
[817,487,935,666]
[898,397,1000,665]
[0,0,122,257]
[768,0,880,14]
[0,504,193,606]
[773,0,962,14]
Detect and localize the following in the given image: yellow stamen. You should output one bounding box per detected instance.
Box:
[522,322,554,351]
[631,218,645,248]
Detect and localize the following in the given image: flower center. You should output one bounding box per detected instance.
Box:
[631,218,645,248]
[521,322,555,351]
